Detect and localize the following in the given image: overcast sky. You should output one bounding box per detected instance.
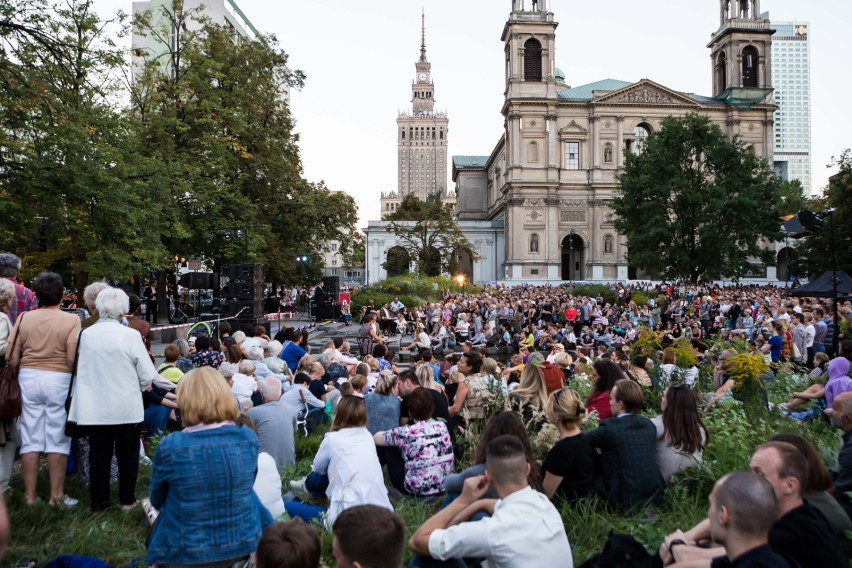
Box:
[95,0,851,228]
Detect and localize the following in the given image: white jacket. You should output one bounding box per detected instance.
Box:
[68,319,157,425]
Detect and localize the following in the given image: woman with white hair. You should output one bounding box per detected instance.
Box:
[262,340,289,376]
[0,278,17,489]
[68,286,158,511]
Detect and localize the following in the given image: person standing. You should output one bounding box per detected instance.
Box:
[0,253,38,324]
[69,287,158,511]
[143,279,158,324]
[7,272,81,506]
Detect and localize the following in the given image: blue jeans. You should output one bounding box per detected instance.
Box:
[284,472,329,523]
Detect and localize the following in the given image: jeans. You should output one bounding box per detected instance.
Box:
[284,471,329,523]
[87,423,141,510]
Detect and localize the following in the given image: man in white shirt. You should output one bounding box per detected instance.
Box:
[409,435,573,568]
[390,297,405,315]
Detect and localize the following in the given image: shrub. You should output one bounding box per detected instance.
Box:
[570,284,617,305]
[631,291,650,306]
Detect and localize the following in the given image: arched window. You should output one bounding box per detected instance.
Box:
[742,46,758,87]
[530,233,540,253]
[440,130,443,140]
[527,141,539,162]
[524,39,543,82]
[633,123,651,155]
[717,51,727,92]
[604,235,613,255]
[401,129,406,140]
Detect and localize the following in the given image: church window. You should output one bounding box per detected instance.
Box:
[742,46,758,87]
[528,141,539,162]
[530,233,540,253]
[440,130,444,140]
[633,124,651,155]
[524,39,543,82]
[604,235,613,255]
[402,129,406,140]
[565,142,580,169]
[717,51,727,92]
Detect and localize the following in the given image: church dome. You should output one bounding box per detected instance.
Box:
[555,67,566,85]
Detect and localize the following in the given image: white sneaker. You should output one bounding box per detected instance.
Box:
[289,478,310,499]
[50,495,79,508]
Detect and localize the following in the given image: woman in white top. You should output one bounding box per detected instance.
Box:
[284,396,392,526]
[651,383,708,483]
[658,346,699,388]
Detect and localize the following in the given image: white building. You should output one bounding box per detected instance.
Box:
[770,18,811,194]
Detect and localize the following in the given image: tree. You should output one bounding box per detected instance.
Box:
[383,192,477,276]
[791,150,852,278]
[612,113,784,283]
[131,2,357,286]
[0,0,172,286]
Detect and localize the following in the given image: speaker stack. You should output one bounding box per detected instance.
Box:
[223,263,264,319]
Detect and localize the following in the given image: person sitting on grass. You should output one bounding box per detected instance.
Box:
[157,344,185,384]
[281,372,325,432]
[541,387,596,503]
[286,396,392,526]
[584,379,664,511]
[660,441,845,568]
[374,387,454,498]
[652,383,709,483]
[409,435,573,567]
[779,351,831,414]
[256,517,320,568]
[332,505,406,568]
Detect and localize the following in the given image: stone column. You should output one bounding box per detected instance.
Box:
[546,114,558,168]
[590,115,600,169]
[616,116,624,168]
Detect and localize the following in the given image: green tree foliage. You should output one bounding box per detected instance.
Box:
[0,0,171,286]
[791,150,852,278]
[383,192,477,276]
[612,113,784,283]
[131,2,358,286]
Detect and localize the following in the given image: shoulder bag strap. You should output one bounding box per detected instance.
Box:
[66,327,84,402]
[4,311,24,368]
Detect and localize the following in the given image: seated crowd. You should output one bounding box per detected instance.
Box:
[2,270,852,567]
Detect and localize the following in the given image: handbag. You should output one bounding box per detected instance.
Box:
[0,312,25,422]
[64,328,85,437]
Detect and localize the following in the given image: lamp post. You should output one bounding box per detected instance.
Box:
[456,274,466,297]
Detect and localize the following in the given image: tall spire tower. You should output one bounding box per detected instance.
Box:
[382,9,452,211]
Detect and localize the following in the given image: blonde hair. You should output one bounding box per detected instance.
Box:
[553,352,573,367]
[510,362,549,409]
[546,387,586,428]
[309,362,324,376]
[178,367,239,426]
[481,357,499,376]
[415,364,440,391]
[296,354,317,374]
[447,371,464,385]
[363,355,379,372]
[373,371,397,395]
[238,360,256,375]
[350,374,368,393]
[321,339,335,352]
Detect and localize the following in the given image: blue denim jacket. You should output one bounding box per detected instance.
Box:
[145,425,274,565]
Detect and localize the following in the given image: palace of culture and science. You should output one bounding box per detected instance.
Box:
[366,1,785,284]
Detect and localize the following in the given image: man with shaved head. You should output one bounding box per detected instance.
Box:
[706,471,790,567]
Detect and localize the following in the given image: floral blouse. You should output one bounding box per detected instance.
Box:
[382,419,454,496]
[191,349,224,369]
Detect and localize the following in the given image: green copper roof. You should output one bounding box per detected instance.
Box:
[453,156,489,169]
[557,79,632,101]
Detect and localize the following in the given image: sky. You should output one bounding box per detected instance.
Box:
[94,0,852,228]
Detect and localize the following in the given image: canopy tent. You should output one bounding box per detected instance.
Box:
[789,271,852,298]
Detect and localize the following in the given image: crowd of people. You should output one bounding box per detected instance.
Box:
[1,249,852,566]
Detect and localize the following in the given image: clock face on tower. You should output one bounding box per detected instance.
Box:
[418,73,427,81]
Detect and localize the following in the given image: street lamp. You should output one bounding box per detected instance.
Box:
[456,274,466,297]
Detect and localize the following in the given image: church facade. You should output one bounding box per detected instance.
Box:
[454,0,778,283]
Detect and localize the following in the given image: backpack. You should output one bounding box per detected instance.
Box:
[578,532,659,568]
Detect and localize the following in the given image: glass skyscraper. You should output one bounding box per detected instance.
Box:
[770,19,812,195]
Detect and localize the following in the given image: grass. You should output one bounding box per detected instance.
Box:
[4,361,846,567]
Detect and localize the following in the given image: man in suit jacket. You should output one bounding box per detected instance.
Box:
[584,379,664,511]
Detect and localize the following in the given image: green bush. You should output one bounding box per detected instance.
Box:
[570,284,617,305]
[631,291,650,306]
[351,275,482,315]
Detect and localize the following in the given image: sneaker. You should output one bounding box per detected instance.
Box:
[289,478,310,499]
[49,495,79,508]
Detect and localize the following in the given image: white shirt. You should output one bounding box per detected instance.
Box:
[312,427,393,527]
[281,384,324,412]
[428,486,572,568]
[254,452,285,519]
[231,372,257,403]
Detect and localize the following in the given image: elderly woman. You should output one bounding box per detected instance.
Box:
[145,367,273,566]
[68,287,158,511]
[262,340,289,376]
[0,279,16,489]
[8,272,80,506]
[172,338,194,373]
